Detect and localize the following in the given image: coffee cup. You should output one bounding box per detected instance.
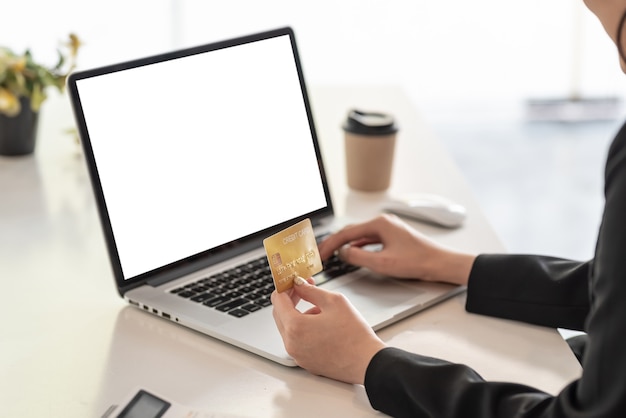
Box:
[342,109,398,192]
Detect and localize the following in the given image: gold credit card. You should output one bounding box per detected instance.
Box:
[263,218,323,293]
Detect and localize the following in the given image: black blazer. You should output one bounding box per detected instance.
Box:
[364,121,626,417]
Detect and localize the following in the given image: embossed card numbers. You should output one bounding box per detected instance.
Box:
[263,218,323,293]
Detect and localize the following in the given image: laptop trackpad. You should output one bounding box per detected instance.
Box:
[306,270,425,328]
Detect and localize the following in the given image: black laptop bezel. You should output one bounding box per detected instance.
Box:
[67,27,334,296]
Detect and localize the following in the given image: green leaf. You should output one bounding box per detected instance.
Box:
[1,33,81,111]
[53,49,65,71]
[30,84,46,112]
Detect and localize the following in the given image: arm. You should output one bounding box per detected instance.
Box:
[365,347,570,418]
[272,279,580,417]
[466,254,590,330]
[317,214,476,286]
[272,122,626,418]
[365,122,626,417]
[318,214,590,330]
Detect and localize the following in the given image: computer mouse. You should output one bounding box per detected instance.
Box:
[383,194,467,228]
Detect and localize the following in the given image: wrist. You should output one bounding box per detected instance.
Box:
[355,340,387,385]
[425,247,476,286]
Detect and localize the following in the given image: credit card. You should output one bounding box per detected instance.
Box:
[263,218,323,293]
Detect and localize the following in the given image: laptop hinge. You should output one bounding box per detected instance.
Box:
[143,237,265,288]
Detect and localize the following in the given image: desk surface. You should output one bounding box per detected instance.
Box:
[0,86,581,417]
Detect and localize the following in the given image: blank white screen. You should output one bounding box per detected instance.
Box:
[76,34,328,279]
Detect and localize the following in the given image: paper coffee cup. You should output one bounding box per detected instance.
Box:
[342,109,398,192]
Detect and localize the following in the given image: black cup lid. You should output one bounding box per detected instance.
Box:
[342,109,398,135]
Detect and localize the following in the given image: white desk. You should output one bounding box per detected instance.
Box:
[0,86,581,417]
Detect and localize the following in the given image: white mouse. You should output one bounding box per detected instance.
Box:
[383,194,467,228]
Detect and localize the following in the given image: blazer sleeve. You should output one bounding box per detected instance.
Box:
[365,347,569,418]
[465,254,590,331]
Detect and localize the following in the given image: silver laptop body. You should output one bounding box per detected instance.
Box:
[67,27,463,366]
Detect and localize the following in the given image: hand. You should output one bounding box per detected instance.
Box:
[318,214,475,286]
[271,277,386,385]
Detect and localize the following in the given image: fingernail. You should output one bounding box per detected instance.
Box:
[294,276,306,286]
[338,244,350,260]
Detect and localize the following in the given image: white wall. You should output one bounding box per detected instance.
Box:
[1,1,171,67]
[3,0,625,108]
[175,0,626,104]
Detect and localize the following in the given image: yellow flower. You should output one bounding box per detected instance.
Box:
[0,33,80,116]
[67,33,82,58]
[9,56,26,73]
[0,88,21,116]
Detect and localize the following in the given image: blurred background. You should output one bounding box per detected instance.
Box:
[3,0,626,261]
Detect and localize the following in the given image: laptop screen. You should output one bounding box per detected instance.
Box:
[70,29,330,282]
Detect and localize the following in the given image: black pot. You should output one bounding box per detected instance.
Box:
[0,97,40,156]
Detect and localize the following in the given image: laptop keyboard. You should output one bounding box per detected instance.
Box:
[170,252,358,318]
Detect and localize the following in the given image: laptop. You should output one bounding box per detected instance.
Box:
[67,26,463,366]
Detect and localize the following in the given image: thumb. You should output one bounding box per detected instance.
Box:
[291,276,333,308]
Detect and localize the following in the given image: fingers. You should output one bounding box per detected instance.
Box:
[318,217,386,260]
[290,276,333,308]
[302,306,322,315]
[271,276,319,328]
[271,288,295,332]
[272,277,387,385]
[273,276,316,308]
[272,278,329,358]
[337,243,384,269]
[271,276,332,324]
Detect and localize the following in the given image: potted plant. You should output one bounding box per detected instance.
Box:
[0,33,80,156]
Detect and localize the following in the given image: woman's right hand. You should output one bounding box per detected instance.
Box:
[318,214,475,286]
